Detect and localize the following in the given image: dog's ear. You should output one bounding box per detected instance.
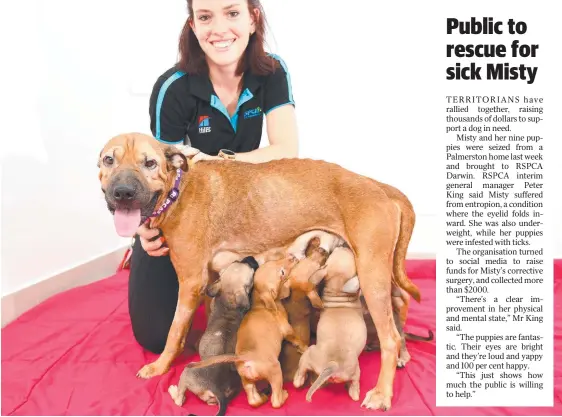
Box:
[308,264,328,286]
[206,279,221,298]
[163,146,189,172]
[307,290,324,309]
[279,279,291,300]
[305,237,321,257]
[262,290,278,311]
[342,276,360,294]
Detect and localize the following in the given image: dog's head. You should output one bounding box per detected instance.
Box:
[309,246,359,294]
[286,237,330,308]
[97,133,188,237]
[253,255,298,311]
[206,256,258,312]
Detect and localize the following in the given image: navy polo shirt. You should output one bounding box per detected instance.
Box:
[148,55,294,155]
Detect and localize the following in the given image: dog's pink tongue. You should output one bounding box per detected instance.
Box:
[114,209,141,237]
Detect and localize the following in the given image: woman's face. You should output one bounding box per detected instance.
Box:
[190,0,257,70]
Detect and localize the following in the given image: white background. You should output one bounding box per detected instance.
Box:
[1,0,560,300]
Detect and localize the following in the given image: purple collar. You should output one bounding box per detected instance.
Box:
[143,168,183,224]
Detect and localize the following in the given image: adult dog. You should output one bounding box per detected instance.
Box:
[97,133,420,411]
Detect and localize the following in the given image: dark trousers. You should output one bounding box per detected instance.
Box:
[128,236,178,354]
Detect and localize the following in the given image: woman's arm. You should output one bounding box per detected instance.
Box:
[234,104,299,163]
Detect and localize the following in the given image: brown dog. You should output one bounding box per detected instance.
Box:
[293,246,366,402]
[280,237,330,382]
[185,255,307,408]
[97,132,420,410]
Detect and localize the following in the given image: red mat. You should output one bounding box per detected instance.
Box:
[2,260,561,416]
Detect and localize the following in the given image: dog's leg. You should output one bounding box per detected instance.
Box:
[137,279,202,378]
[293,346,313,388]
[241,376,268,408]
[358,253,401,410]
[280,316,308,354]
[351,211,401,411]
[269,361,289,408]
[347,363,361,401]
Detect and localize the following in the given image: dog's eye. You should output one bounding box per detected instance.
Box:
[145,159,157,170]
[280,268,285,277]
[102,155,114,167]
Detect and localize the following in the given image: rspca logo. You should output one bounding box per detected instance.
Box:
[198,115,211,133]
[243,107,262,119]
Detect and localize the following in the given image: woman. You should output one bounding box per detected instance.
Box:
[129,0,299,353]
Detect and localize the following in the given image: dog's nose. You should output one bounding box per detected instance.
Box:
[113,185,136,201]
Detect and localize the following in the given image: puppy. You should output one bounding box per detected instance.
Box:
[186,255,308,409]
[293,246,366,402]
[167,257,258,415]
[280,237,330,382]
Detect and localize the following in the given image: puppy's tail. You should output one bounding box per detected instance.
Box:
[186,354,251,370]
[405,329,434,342]
[306,361,338,402]
[215,393,227,416]
[391,201,421,303]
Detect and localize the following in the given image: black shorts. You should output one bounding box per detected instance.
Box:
[128,236,178,354]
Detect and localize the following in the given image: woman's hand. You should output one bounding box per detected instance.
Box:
[191,152,221,163]
[173,144,221,163]
[137,223,169,256]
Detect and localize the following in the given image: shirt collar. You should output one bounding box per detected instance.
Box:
[187,71,263,102]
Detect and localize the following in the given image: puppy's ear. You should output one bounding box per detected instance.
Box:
[163,146,189,172]
[206,280,222,298]
[279,279,291,300]
[308,265,328,286]
[262,290,278,311]
[307,290,324,309]
[305,237,321,257]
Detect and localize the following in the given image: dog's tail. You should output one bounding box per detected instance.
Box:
[306,361,338,402]
[391,200,421,302]
[405,329,434,342]
[215,393,227,416]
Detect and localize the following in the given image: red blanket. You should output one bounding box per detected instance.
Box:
[2,260,561,415]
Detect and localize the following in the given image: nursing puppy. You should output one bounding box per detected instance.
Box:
[167,257,258,416]
[280,237,330,382]
[293,246,366,402]
[186,255,308,409]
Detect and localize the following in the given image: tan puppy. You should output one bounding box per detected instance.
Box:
[97,133,420,410]
[293,246,367,403]
[280,237,330,382]
[185,255,307,409]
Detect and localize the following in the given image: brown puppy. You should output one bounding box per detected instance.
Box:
[293,246,366,402]
[98,133,420,410]
[167,257,257,415]
[280,237,330,382]
[186,255,307,409]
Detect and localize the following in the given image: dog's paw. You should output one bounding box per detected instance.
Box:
[293,371,307,388]
[348,383,360,401]
[397,349,411,368]
[361,388,391,411]
[271,389,289,408]
[136,361,169,379]
[168,384,185,407]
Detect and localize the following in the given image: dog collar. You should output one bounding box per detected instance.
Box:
[143,168,183,224]
[239,256,259,271]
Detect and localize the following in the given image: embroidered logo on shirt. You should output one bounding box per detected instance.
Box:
[243,107,262,119]
[198,116,211,133]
